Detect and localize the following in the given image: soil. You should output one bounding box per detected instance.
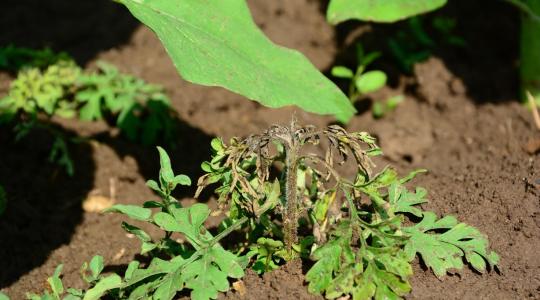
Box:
[0,0,539,299]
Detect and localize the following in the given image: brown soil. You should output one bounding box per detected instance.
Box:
[1,0,539,299]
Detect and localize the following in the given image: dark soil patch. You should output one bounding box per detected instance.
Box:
[1,0,538,299]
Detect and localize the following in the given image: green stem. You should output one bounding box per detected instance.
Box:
[518,0,540,104]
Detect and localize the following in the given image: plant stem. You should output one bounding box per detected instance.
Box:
[284,142,300,253]
[519,0,540,104]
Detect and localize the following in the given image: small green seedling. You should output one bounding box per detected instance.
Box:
[331,43,402,117]
[332,43,387,102]
[24,256,120,300]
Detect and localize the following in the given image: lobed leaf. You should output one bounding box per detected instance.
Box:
[403,212,499,277]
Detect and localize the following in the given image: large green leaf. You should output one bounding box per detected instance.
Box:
[118,0,355,122]
[327,0,447,24]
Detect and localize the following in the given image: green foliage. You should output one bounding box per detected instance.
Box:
[327,0,447,24]
[0,60,80,121]
[331,43,402,117]
[0,57,177,175]
[76,62,175,145]
[0,45,71,72]
[117,0,355,122]
[388,16,466,73]
[197,120,498,299]
[0,185,6,216]
[13,123,498,300]
[23,256,121,300]
[102,147,247,300]
[403,212,500,277]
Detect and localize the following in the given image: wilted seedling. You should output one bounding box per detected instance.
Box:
[3,122,500,300]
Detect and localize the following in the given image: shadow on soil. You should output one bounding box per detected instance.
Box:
[0,117,214,288]
[319,0,519,105]
[0,0,139,65]
[0,126,95,288]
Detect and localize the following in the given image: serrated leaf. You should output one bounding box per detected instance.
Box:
[306,237,347,294]
[83,274,122,300]
[389,183,428,217]
[104,204,152,221]
[183,247,244,300]
[355,70,387,94]
[327,0,447,24]
[403,212,499,277]
[118,0,355,122]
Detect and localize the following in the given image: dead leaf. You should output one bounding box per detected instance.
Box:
[232,280,246,297]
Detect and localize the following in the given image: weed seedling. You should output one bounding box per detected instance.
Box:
[331,43,402,117]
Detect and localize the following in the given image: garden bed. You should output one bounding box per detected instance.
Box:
[0,0,538,299]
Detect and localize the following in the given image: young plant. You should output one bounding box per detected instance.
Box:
[102,147,276,300]
[197,119,499,299]
[331,43,402,118]
[0,58,177,175]
[23,255,121,300]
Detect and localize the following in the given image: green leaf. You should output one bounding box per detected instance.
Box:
[331,66,354,79]
[154,212,183,232]
[172,175,191,187]
[146,179,161,192]
[118,0,355,122]
[89,256,104,281]
[47,264,64,298]
[0,292,9,300]
[306,237,348,294]
[183,247,244,300]
[403,212,499,277]
[388,183,428,217]
[355,70,387,94]
[104,204,152,221]
[121,222,152,243]
[157,146,174,184]
[83,274,122,300]
[327,0,448,24]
